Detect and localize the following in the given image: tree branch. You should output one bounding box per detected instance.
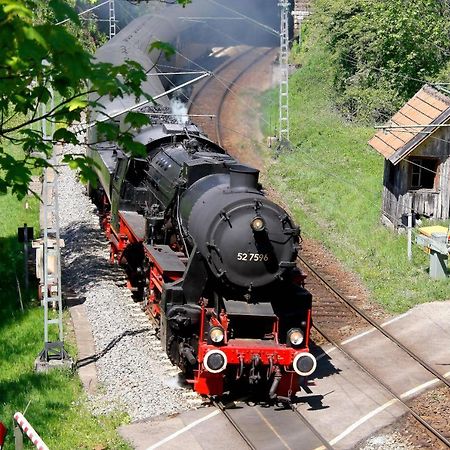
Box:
[2,89,95,134]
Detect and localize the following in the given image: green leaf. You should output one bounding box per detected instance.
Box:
[22,26,48,49]
[67,98,88,112]
[3,2,32,19]
[149,41,176,59]
[124,111,150,128]
[118,133,147,157]
[53,128,79,145]
[96,121,120,141]
[49,0,80,25]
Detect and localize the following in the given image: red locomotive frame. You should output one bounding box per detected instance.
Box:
[98,196,315,397]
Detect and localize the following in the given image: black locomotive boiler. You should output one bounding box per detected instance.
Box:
[87,3,316,398]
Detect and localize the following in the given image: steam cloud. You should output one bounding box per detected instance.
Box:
[170,97,189,124]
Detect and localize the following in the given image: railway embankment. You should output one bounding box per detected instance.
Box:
[263,33,450,313]
[58,142,203,421]
[183,34,450,449]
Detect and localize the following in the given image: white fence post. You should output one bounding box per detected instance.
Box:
[407,212,413,261]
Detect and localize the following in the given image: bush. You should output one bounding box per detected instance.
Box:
[313,0,450,122]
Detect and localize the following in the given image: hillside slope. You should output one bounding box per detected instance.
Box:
[264,26,450,312]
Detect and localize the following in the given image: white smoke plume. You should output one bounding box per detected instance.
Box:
[170,97,189,125]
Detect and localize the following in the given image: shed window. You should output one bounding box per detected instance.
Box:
[409,157,438,190]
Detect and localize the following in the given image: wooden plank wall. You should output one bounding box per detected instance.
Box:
[381,125,450,228]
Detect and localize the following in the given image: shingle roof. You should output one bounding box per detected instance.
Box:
[368,85,450,165]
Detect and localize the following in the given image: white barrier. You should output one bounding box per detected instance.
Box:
[13,412,49,450]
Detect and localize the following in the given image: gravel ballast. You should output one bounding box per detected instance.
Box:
[58,144,202,421]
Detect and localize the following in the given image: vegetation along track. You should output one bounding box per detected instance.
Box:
[189,46,274,147]
[300,256,450,448]
[213,398,331,450]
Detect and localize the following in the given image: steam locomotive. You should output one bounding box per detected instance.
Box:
[87,3,316,399]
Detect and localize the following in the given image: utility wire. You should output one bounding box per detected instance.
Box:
[56,0,110,25]
[203,0,279,37]
[342,53,450,92]
[173,44,412,230]
[119,13,438,231]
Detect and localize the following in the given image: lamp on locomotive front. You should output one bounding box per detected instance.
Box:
[203,350,228,373]
[250,216,265,232]
[209,326,225,344]
[288,328,304,346]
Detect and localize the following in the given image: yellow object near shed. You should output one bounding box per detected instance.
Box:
[418,226,450,238]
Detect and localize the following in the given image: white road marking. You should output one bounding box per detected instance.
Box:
[328,399,399,446]
[316,312,411,360]
[147,306,443,450]
[400,370,450,399]
[340,312,411,345]
[145,410,220,449]
[328,370,450,446]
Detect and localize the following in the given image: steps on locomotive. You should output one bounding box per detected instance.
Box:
[145,244,186,273]
[119,210,146,241]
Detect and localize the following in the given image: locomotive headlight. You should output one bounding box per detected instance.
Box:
[288,328,304,346]
[251,216,265,232]
[209,326,225,344]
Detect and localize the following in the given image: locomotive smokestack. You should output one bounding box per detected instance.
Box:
[229,165,259,192]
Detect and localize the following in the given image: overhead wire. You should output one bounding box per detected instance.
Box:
[146,7,450,268]
[171,45,414,230]
[119,7,441,235]
[116,0,139,24]
[334,53,450,199]
[202,0,279,37]
[340,54,445,86]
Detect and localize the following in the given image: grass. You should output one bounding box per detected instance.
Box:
[262,26,450,312]
[0,142,131,449]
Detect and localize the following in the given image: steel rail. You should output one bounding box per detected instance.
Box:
[300,256,450,447]
[289,406,333,450]
[187,46,256,139]
[212,400,256,450]
[314,323,450,448]
[215,47,274,147]
[299,255,450,391]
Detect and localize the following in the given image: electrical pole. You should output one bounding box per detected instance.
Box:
[34,69,72,372]
[109,0,116,40]
[278,1,290,145]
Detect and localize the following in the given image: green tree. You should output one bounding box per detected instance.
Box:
[314,0,450,122]
[0,0,189,198]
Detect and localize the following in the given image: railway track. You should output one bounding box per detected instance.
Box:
[299,256,450,448]
[190,47,333,450]
[189,44,450,448]
[213,398,332,450]
[189,45,274,148]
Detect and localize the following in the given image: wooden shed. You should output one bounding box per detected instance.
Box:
[369,85,450,229]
